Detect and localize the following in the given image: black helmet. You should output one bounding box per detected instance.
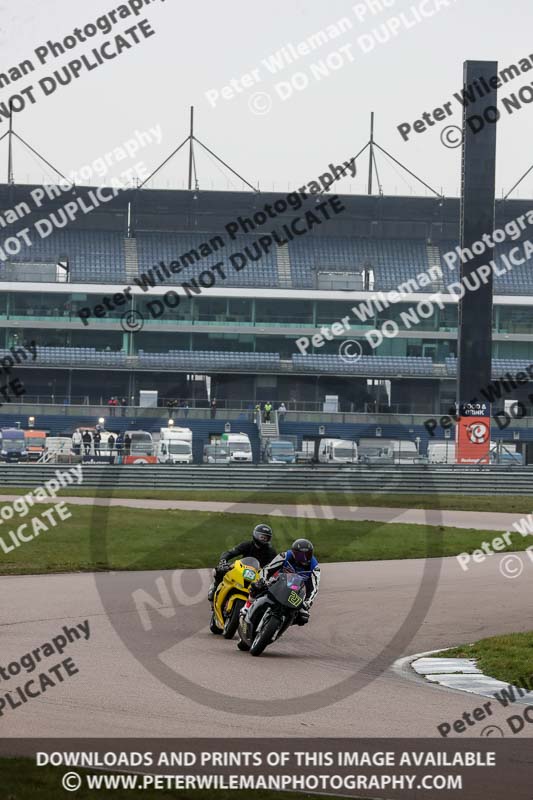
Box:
[253,524,273,547]
[290,538,314,568]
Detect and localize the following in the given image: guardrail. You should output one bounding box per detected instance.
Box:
[0,464,531,495]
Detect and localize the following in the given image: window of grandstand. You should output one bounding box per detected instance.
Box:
[10,293,73,319]
[498,307,533,334]
[440,304,458,331]
[137,295,192,323]
[255,299,312,325]
[316,300,350,325]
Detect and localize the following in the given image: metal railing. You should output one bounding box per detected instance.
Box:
[0,463,531,495]
[8,395,90,405]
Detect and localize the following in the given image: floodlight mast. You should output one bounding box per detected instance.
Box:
[315,113,440,199]
[368,111,374,196]
[138,105,258,193]
[188,105,194,191]
[7,102,13,186]
[0,109,71,187]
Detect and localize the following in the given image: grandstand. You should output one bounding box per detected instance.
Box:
[0,183,532,437]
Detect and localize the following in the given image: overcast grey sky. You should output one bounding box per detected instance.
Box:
[1,0,531,198]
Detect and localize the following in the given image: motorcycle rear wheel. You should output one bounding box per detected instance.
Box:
[223,599,244,639]
[250,616,280,656]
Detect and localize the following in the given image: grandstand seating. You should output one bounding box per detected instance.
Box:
[0,345,438,376]
[136,232,278,287]
[4,228,126,283]
[440,242,533,294]
[137,349,280,370]
[1,223,530,294]
[289,237,430,289]
[445,356,533,377]
[292,354,434,376]
[0,347,128,367]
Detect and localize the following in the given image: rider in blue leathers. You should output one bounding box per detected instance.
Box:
[247,538,320,625]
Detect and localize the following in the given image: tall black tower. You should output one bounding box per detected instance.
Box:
[457,60,498,408]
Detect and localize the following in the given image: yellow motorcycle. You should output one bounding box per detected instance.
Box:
[210,557,261,639]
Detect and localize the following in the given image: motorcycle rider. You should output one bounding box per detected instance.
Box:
[207,524,276,603]
[246,538,320,626]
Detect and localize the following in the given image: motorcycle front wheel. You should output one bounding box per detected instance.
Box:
[223,599,244,639]
[250,615,281,656]
[209,612,223,635]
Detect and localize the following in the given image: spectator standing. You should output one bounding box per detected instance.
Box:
[93,430,101,456]
[72,428,82,456]
[278,402,287,423]
[82,430,92,455]
[124,433,132,456]
[116,432,124,456]
[108,434,115,455]
[108,397,116,417]
[210,399,217,419]
[181,400,189,419]
[264,401,272,422]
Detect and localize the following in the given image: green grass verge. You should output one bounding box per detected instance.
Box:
[0,759,332,800]
[2,488,533,513]
[432,632,533,689]
[0,505,531,576]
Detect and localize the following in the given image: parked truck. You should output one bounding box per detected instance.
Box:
[157,427,193,464]
[203,443,231,464]
[264,439,296,464]
[221,432,253,463]
[0,428,28,462]
[318,438,358,464]
[358,437,395,465]
[376,438,426,464]
[122,430,157,464]
[24,429,47,461]
[427,441,456,464]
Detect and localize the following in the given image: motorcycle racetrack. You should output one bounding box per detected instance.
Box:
[2,518,532,741]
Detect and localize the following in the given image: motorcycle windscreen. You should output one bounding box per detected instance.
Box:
[268,573,306,608]
[240,556,260,582]
[240,557,260,569]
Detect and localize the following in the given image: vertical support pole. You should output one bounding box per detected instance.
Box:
[367,112,374,196]
[188,106,194,191]
[7,101,14,185]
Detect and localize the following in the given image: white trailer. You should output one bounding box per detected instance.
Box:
[157,427,193,464]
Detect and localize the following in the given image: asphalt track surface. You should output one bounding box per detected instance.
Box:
[0,494,529,531]
[3,540,533,739]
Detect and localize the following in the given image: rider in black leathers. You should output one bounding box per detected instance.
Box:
[207,523,276,603]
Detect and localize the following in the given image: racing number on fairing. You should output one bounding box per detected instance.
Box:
[288,591,303,607]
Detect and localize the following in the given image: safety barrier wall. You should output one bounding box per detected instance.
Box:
[0,464,531,495]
